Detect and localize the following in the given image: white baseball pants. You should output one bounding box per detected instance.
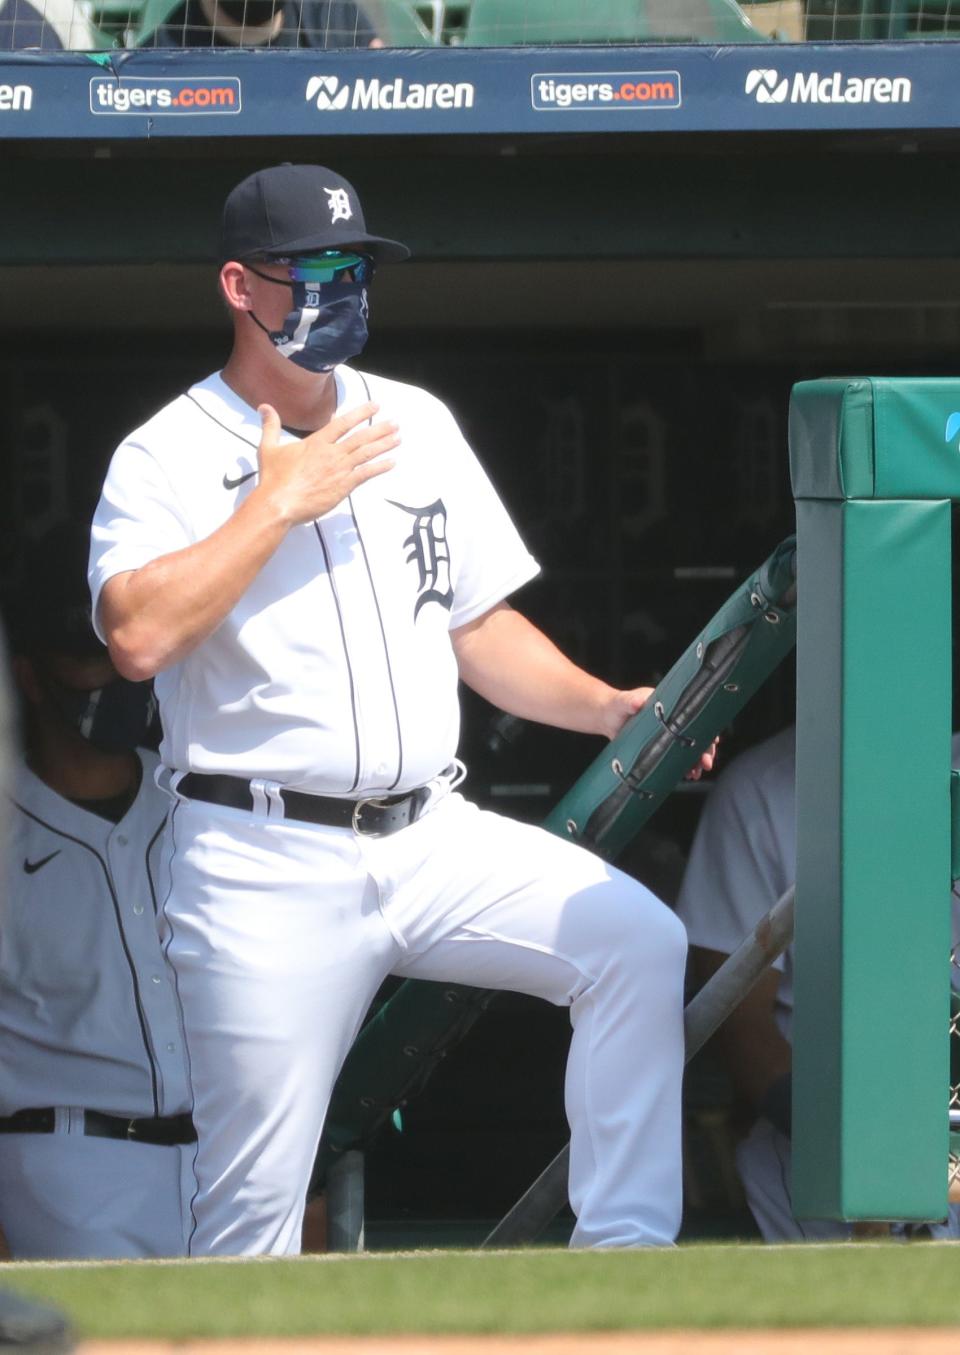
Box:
[158,790,686,1256]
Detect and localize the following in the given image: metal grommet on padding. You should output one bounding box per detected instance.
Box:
[654,700,696,749]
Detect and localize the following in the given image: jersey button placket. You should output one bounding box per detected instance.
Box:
[335,501,401,790]
[323,516,370,791]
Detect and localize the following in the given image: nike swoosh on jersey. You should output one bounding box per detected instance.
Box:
[223,470,257,490]
[23,850,61,874]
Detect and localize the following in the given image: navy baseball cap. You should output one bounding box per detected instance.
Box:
[221,163,411,265]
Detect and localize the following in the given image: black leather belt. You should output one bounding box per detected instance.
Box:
[177,771,435,836]
[0,1107,196,1146]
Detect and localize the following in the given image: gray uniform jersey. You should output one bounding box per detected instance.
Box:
[0,749,190,1118]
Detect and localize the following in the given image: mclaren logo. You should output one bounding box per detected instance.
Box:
[745,69,788,103]
[0,84,31,111]
[745,67,911,105]
[306,75,350,110]
[305,74,475,112]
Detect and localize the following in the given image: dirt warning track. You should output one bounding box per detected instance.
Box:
[78,1329,960,1355]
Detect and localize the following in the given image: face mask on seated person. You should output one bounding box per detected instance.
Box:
[245,252,374,374]
[45,676,158,754]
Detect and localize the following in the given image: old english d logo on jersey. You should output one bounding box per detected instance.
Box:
[389,498,453,620]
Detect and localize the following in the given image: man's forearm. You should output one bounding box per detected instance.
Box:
[99,487,291,680]
[452,603,621,737]
[100,401,399,681]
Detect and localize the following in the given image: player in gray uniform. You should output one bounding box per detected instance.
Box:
[677,724,960,1241]
[90,164,716,1257]
[0,527,195,1259]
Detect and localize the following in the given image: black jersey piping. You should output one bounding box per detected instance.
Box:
[157,802,202,1255]
[145,816,166,917]
[313,521,362,794]
[12,801,160,1119]
[350,372,403,791]
[185,390,260,453]
[348,497,403,791]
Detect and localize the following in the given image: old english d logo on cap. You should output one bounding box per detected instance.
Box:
[324,186,353,224]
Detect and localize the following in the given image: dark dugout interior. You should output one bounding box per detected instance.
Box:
[4,128,960,1241]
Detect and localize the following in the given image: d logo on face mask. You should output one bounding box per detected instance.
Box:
[253,281,370,374]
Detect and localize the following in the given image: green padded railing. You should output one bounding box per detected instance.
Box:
[547,536,796,861]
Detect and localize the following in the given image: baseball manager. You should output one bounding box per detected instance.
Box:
[89,163,714,1256]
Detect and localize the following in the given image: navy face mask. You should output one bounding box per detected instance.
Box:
[46,676,158,754]
[246,253,374,374]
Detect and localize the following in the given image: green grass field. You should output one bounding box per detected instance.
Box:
[2,1244,960,1340]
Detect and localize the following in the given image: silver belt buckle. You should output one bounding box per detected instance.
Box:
[352,795,390,836]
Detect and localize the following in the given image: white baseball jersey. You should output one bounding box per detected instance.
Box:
[677,725,960,1241]
[89,367,540,795]
[0,749,190,1118]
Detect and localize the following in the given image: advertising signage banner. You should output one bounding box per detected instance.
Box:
[0,43,956,140]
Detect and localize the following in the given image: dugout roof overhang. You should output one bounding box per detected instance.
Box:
[3,40,960,345]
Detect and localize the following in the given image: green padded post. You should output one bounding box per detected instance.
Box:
[791,378,955,1221]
